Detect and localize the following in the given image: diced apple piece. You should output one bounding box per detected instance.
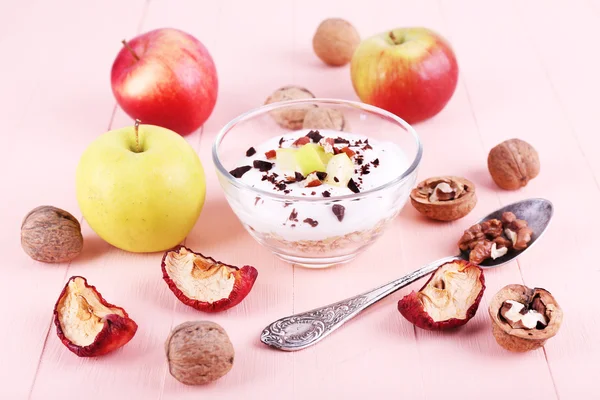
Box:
[325,153,354,187]
[276,148,298,172]
[302,143,331,164]
[319,151,333,164]
[296,144,327,175]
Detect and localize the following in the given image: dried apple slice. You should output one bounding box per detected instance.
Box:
[162,246,258,313]
[53,276,138,357]
[397,260,485,330]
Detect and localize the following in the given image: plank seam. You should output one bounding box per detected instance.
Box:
[543,347,561,400]
[26,224,81,400]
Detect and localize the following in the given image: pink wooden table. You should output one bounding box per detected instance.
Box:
[2,0,598,398]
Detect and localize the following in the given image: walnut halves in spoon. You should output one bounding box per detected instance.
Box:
[488,284,563,352]
[410,176,477,221]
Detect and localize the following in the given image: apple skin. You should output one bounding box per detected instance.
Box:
[111,28,218,136]
[76,124,206,253]
[350,27,458,124]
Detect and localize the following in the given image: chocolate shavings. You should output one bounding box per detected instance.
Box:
[306,130,323,143]
[322,191,331,197]
[278,137,284,148]
[347,178,360,193]
[334,137,350,144]
[295,172,305,181]
[229,166,252,178]
[303,218,319,227]
[289,209,298,222]
[332,204,345,222]
[315,171,328,180]
[372,158,380,167]
[253,160,273,172]
[246,147,256,157]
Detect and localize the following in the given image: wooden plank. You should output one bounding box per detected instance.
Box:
[510,0,600,398]
[0,1,145,399]
[154,0,297,397]
[19,1,158,399]
[441,0,600,398]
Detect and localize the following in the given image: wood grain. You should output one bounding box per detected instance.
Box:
[0,0,596,399]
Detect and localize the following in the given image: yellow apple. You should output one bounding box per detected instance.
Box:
[76,123,206,253]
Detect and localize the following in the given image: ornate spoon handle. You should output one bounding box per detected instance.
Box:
[260,255,461,351]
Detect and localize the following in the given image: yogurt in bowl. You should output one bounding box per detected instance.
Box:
[213,99,421,268]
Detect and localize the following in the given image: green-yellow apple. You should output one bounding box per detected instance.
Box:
[350,27,458,124]
[76,122,206,253]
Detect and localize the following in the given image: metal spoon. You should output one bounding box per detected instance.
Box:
[260,198,553,351]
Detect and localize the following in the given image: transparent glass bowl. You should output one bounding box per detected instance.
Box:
[212,99,422,268]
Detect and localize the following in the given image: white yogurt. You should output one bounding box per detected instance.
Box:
[228,129,411,241]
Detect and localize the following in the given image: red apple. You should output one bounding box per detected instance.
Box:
[350,27,458,124]
[111,28,218,136]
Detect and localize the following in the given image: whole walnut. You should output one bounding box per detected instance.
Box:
[488,139,540,190]
[165,321,234,385]
[302,108,346,131]
[21,206,83,263]
[264,86,316,129]
[312,18,360,66]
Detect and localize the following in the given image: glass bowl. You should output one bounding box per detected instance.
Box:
[212,98,422,268]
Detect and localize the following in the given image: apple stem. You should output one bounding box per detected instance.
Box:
[134,119,141,152]
[121,39,140,61]
[389,31,404,45]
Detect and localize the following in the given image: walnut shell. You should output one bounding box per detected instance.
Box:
[21,205,83,263]
[264,86,316,129]
[410,176,477,221]
[165,321,234,385]
[488,284,563,352]
[488,139,540,190]
[302,108,346,131]
[312,18,360,66]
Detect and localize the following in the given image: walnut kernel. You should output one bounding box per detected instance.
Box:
[264,86,316,129]
[410,176,476,221]
[458,212,533,264]
[312,18,360,66]
[21,205,83,263]
[488,138,540,190]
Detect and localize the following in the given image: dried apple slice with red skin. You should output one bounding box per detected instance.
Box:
[161,245,258,313]
[397,260,485,331]
[53,276,138,357]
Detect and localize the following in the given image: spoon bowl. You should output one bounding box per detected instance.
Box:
[462,198,553,268]
[260,198,554,351]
